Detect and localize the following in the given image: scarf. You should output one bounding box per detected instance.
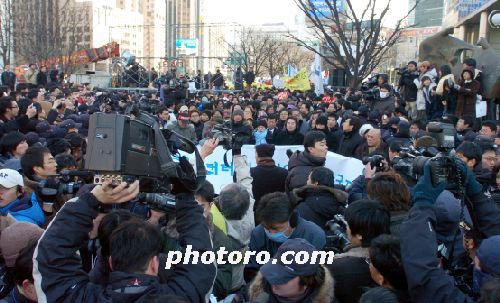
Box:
[254,129,268,145]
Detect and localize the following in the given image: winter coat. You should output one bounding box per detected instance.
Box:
[248,268,335,303]
[455,79,480,118]
[274,129,304,146]
[250,159,288,210]
[337,131,364,157]
[400,191,500,303]
[213,72,224,87]
[327,246,376,303]
[292,185,347,230]
[398,70,419,101]
[1,71,16,90]
[414,68,438,110]
[285,151,325,193]
[33,192,216,303]
[36,71,48,87]
[167,121,198,143]
[372,95,395,114]
[246,211,326,271]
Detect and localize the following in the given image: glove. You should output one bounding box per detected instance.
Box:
[170,156,197,195]
[453,83,461,90]
[455,157,482,196]
[412,163,447,206]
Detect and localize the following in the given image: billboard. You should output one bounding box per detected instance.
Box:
[309,0,344,18]
[176,39,198,55]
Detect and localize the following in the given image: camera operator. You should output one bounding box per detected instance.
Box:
[327,199,390,303]
[398,61,419,120]
[372,84,395,114]
[400,159,500,302]
[33,179,216,303]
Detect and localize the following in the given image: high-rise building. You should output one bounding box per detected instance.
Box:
[142,0,166,70]
[409,0,444,27]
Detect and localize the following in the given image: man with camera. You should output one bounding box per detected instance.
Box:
[33,179,216,303]
[398,61,419,120]
[400,159,500,302]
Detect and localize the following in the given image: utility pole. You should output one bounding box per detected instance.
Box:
[195,0,201,73]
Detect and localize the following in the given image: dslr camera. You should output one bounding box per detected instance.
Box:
[392,122,464,191]
[362,155,385,172]
[325,214,350,253]
[211,121,252,150]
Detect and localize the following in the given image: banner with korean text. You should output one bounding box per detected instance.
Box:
[178,145,364,193]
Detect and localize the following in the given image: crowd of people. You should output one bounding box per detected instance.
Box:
[0,57,498,303]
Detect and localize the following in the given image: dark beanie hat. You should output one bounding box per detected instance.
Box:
[462,69,474,79]
[255,144,275,158]
[463,58,476,68]
[408,60,418,66]
[232,109,244,118]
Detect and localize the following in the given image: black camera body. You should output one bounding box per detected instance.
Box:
[393,122,463,191]
[325,214,350,253]
[211,121,252,150]
[362,155,385,172]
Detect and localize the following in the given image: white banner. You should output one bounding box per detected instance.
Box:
[178,145,364,193]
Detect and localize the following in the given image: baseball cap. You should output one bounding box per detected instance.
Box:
[0,169,24,188]
[260,238,320,285]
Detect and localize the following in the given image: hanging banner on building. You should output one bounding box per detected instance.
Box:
[178,145,363,193]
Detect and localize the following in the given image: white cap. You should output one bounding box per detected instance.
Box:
[359,124,374,137]
[179,105,189,113]
[0,169,24,188]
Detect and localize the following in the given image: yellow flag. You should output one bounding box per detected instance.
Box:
[285,69,311,91]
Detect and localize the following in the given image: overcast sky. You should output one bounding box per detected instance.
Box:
[203,0,409,28]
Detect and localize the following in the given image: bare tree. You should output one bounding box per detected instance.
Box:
[12,0,88,71]
[291,0,419,88]
[0,0,13,66]
[262,40,314,79]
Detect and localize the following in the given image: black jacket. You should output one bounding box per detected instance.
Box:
[1,71,16,90]
[400,192,500,303]
[213,72,224,86]
[372,95,396,113]
[274,129,304,146]
[292,185,347,230]
[33,192,216,303]
[250,160,288,209]
[36,71,48,87]
[337,131,363,157]
[285,151,325,193]
[398,72,419,101]
[244,71,255,84]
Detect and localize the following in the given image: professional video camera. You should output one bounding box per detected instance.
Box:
[392,122,464,192]
[361,74,380,101]
[138,193,176,213]
[84,111,206,199]
[211,121,252,151]
[396,67,419,77]
[362,155,385,172]
[324,214,350,253]
[137,94,159,114]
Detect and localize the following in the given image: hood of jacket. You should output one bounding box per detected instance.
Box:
[288,151,325,171]
[434,190,461,237]
[291,185,348,207]
[249,267,335,303]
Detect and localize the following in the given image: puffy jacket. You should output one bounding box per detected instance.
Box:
[33,192,216,303]
[292,185,347,230]
[337,131,363,157]
[285,151,325,193]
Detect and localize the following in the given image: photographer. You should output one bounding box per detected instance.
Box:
[33,180,216,303]
[400,160,500,302]
[398,61,419,120]
[327,200,390,303]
